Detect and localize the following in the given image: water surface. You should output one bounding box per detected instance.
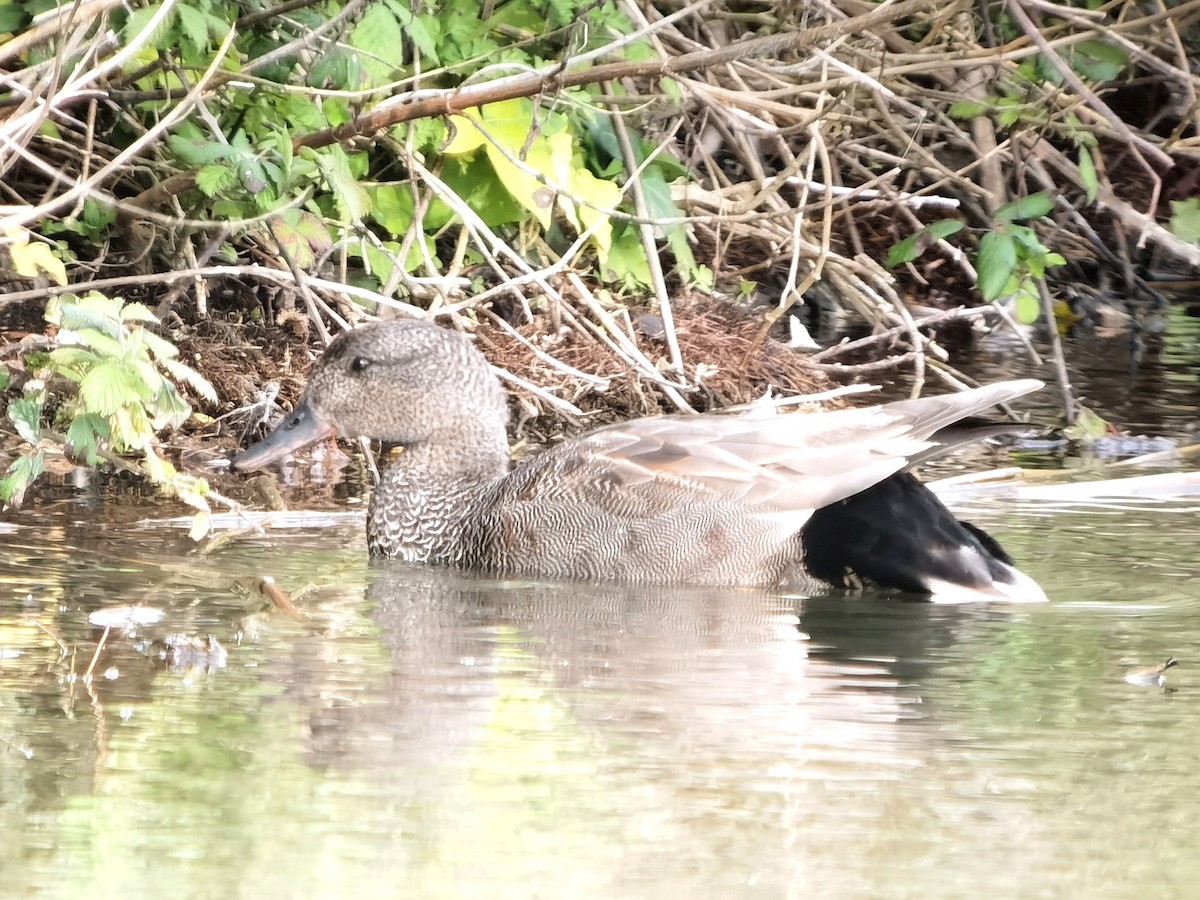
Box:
[2,496,1198,899]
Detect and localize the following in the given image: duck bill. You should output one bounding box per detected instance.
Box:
[232,399,337,471]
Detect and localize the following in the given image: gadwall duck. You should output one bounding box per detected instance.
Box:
[233,320,1046,602]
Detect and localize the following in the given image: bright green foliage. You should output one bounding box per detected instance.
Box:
[974,192,1066,322]
[83,0,701,297]
[886,219,964,268]
[1168,199,1200,244]
[445,99,624,262]
[949,35,1129,138]
[0,295,217,538]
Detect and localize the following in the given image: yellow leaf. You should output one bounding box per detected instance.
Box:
[568,166,621,263]
[11,237,67,285]
[483,137,554,229]
[188,509,212,541]
[444,113,486,155]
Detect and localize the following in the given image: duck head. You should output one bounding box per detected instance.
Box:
[232,319,509,471]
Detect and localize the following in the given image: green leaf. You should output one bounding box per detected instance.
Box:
[368,184,415,234]
[1065,405,1109,442]
[309,147,371,223]
[1013,283,1041,324]
[948,100,989,119]
[977,231,1018,301]
[997,191,1054,223]
[0,451,44,508]
[159,357,218,404]
[175,3,211,51]
[348,4,406,85]
[122,2,168,46]
[1065,40,1127,82]
[602,226,652,289]
[119,302,158,323]
[887,220,964,268]
[927,219,964,241]
[139,329,180,362]
[887,234,919,268]
[1010,224,1050,255]
[66,413,109,464]
[7,395,43,444]
[1078,147,1098,204]
[167,130,231,167]
[46,346,98,379]
[0,3,31,31]
[1168,199,1200,243]
[196,163,238,197]
[78,361,145,416]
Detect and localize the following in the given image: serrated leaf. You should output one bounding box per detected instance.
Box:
[139,328,180,361]
[977,231,1018,301]
[119,302,158,323]
[312,147,371,223]
[196,163,238,197]
[7,396,43,444]
[948,100,989,119]
[122,3,168,46]
[79,361,143,416]
[47,346,98,378]
[159,357,218,404]
[348,4,406,85]
[149,383,191,430]
[0,452,44,508]
[175,3,211,51]
[408,13,441,63]
[72,327,123,358]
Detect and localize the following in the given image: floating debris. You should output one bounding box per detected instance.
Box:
[87,606,166,632]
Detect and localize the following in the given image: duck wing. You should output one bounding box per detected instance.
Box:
[470,379,1040,586]
[569,378,1042,527]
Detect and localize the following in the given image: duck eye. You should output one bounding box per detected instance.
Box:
[350,356,372,373]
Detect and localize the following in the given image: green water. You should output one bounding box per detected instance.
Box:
[1,495,1198,899]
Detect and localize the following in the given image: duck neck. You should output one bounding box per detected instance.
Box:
[366,429,508,565]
